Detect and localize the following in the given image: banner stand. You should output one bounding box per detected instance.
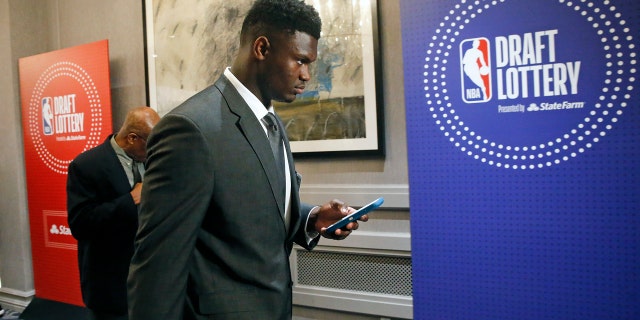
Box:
[18,40,113,306]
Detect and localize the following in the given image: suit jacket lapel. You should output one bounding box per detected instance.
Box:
[215,77,288,220]
[99,136,133,194]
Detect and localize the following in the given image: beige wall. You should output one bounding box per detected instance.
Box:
[0,0,408,318]
[0,0,37,302]
[0,0,147,311]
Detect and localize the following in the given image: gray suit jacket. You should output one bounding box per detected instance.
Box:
[127,76,318,320]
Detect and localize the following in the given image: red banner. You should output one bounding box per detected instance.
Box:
[18,40,112,306]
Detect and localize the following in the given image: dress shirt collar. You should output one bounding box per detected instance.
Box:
[223,67,275,123]
[110,134,133,163]
[111,135,140,187]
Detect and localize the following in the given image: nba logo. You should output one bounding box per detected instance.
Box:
[460,37,491,103]
[42,97,54,135]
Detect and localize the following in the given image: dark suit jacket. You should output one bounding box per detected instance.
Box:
[67,135,139,315]
[127,76,318,320]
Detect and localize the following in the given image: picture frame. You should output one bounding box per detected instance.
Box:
[143,0,384,156]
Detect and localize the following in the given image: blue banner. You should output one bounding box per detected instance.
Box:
[401,1,639,318]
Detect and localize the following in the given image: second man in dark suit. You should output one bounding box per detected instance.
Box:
[67,106,160,320]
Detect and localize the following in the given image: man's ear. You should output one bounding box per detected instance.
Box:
[253,36,270,60]
[126,132,137,144]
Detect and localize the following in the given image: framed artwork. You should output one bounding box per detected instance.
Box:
[144,0,384,156]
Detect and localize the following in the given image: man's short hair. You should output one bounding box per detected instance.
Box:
[241,0,322,42]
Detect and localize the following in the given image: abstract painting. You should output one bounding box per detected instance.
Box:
[145,0,383,155]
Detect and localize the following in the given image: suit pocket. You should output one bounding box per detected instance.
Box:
[197,288,259,315]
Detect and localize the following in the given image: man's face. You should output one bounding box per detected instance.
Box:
[260,31,318,103]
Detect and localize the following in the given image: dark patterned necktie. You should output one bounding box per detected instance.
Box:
[132,161,142,184]
[262,113,286,198]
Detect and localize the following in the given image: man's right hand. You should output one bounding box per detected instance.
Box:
[130,182,143,204]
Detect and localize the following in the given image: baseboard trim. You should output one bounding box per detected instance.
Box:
[0,287,35,312]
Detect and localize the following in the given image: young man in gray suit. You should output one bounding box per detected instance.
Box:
[127,0,368,319]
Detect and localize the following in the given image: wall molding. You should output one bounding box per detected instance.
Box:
[0,287,35,312]
[293,286,413,319]
[319,230,411,251]
[300,183,409,208]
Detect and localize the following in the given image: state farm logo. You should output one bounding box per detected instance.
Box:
[50,224,72,235]
[43,210,76,250]
[424,0,636,169]
[526,101,585,112]
[497,101,586,114]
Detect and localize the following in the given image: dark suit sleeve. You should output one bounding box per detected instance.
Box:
[67,153,137,240]
[292,202,320,250]
[128,114,214,319]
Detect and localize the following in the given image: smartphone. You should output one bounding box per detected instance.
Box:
[325,197,384,234]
